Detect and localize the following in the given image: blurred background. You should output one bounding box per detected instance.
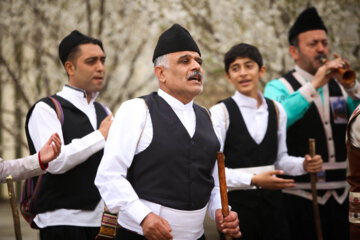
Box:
[0,0,359,238]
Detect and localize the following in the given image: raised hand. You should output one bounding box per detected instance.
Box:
[99,114,113,140]
[39,133,62,164]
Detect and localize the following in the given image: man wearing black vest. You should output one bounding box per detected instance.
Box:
[264,7,360,240]
[25,30,113,240]
[95,24,241,240]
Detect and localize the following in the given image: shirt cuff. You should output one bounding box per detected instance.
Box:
[299,82,318,103]
[126,200,152,225]
[38,152,48,170]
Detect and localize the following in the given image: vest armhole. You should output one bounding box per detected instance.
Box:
[272,100,279,129]
[220,103,229,130]
[199,105,213,126]
[137,99,148,148]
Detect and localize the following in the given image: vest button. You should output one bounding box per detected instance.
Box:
[190,139,195,144]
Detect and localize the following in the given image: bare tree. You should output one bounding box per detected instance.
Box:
[0,0,358,184]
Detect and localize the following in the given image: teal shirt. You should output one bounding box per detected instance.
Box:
[264,78,360,128]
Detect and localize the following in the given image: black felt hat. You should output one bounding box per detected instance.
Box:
[58,30,103,65]
[288,7,328,43]
[152,24,201,63]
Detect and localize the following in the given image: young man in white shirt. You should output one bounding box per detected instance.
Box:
[210,43,323,240]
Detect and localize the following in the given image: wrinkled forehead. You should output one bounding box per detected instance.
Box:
[298,29,328,42]
[169,51,201,60]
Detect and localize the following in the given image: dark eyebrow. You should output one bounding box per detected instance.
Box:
[244,60,255,65]
[85,55,106,61]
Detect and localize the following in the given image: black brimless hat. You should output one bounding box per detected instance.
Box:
[152,24,201,63]
[288,7,328,43]
[58,30,103,65]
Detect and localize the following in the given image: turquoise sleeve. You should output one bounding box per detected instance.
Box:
[264,79,311,128]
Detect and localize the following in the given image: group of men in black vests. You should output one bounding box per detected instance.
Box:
[13,6,360,240]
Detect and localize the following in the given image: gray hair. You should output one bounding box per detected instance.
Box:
[154,54,169,68]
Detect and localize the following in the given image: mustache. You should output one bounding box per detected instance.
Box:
[187,71,202,80]
[315,53,327,63]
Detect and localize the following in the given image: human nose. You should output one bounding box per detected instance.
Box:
[191,59,201,71]
[96,60,105,72]
[239,67,247,76]
[316,42,326,53]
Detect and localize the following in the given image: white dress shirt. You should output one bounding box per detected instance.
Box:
[210,91,306,190]
[95,89,222,239]
[0,154,43,183]
[27,85,107,228]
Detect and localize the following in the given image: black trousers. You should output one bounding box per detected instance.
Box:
[283,193,349,240]
[116,226,206,240]
[39,225,99,240]
[220,189,291,240]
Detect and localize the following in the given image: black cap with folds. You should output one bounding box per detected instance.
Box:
[58,30,104,65]
[288,7,327,44]
[152,24,201,63]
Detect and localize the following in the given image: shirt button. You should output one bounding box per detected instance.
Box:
[330,154,334,158]
[328,137,332,141]
[324,121,328,125]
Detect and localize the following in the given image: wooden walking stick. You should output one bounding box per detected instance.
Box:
[217,152,232,240]
[309,138,323,240]
[6,175,22,240]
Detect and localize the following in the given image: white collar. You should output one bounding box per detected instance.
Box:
[232,91,267,110]
[61,85,99,104]
[158,89,194,111]
[295,65,314,83]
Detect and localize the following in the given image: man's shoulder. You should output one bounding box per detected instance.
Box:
[114,97,147,116]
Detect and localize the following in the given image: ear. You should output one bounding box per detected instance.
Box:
[65,61,75,76]
[259,65,266,79]
[289,45,299,61]
[154,66,166,83]
[225,73,232,83]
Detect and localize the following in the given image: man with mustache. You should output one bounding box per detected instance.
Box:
[25,30,113,239]
[264,7,360,240]
[95,24,241,240]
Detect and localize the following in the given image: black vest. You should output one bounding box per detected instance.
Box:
[222,97,281,207]
[222,97,278,169]
[127,92,220,210]
[25,95,108,213]
[283,71,347,183]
